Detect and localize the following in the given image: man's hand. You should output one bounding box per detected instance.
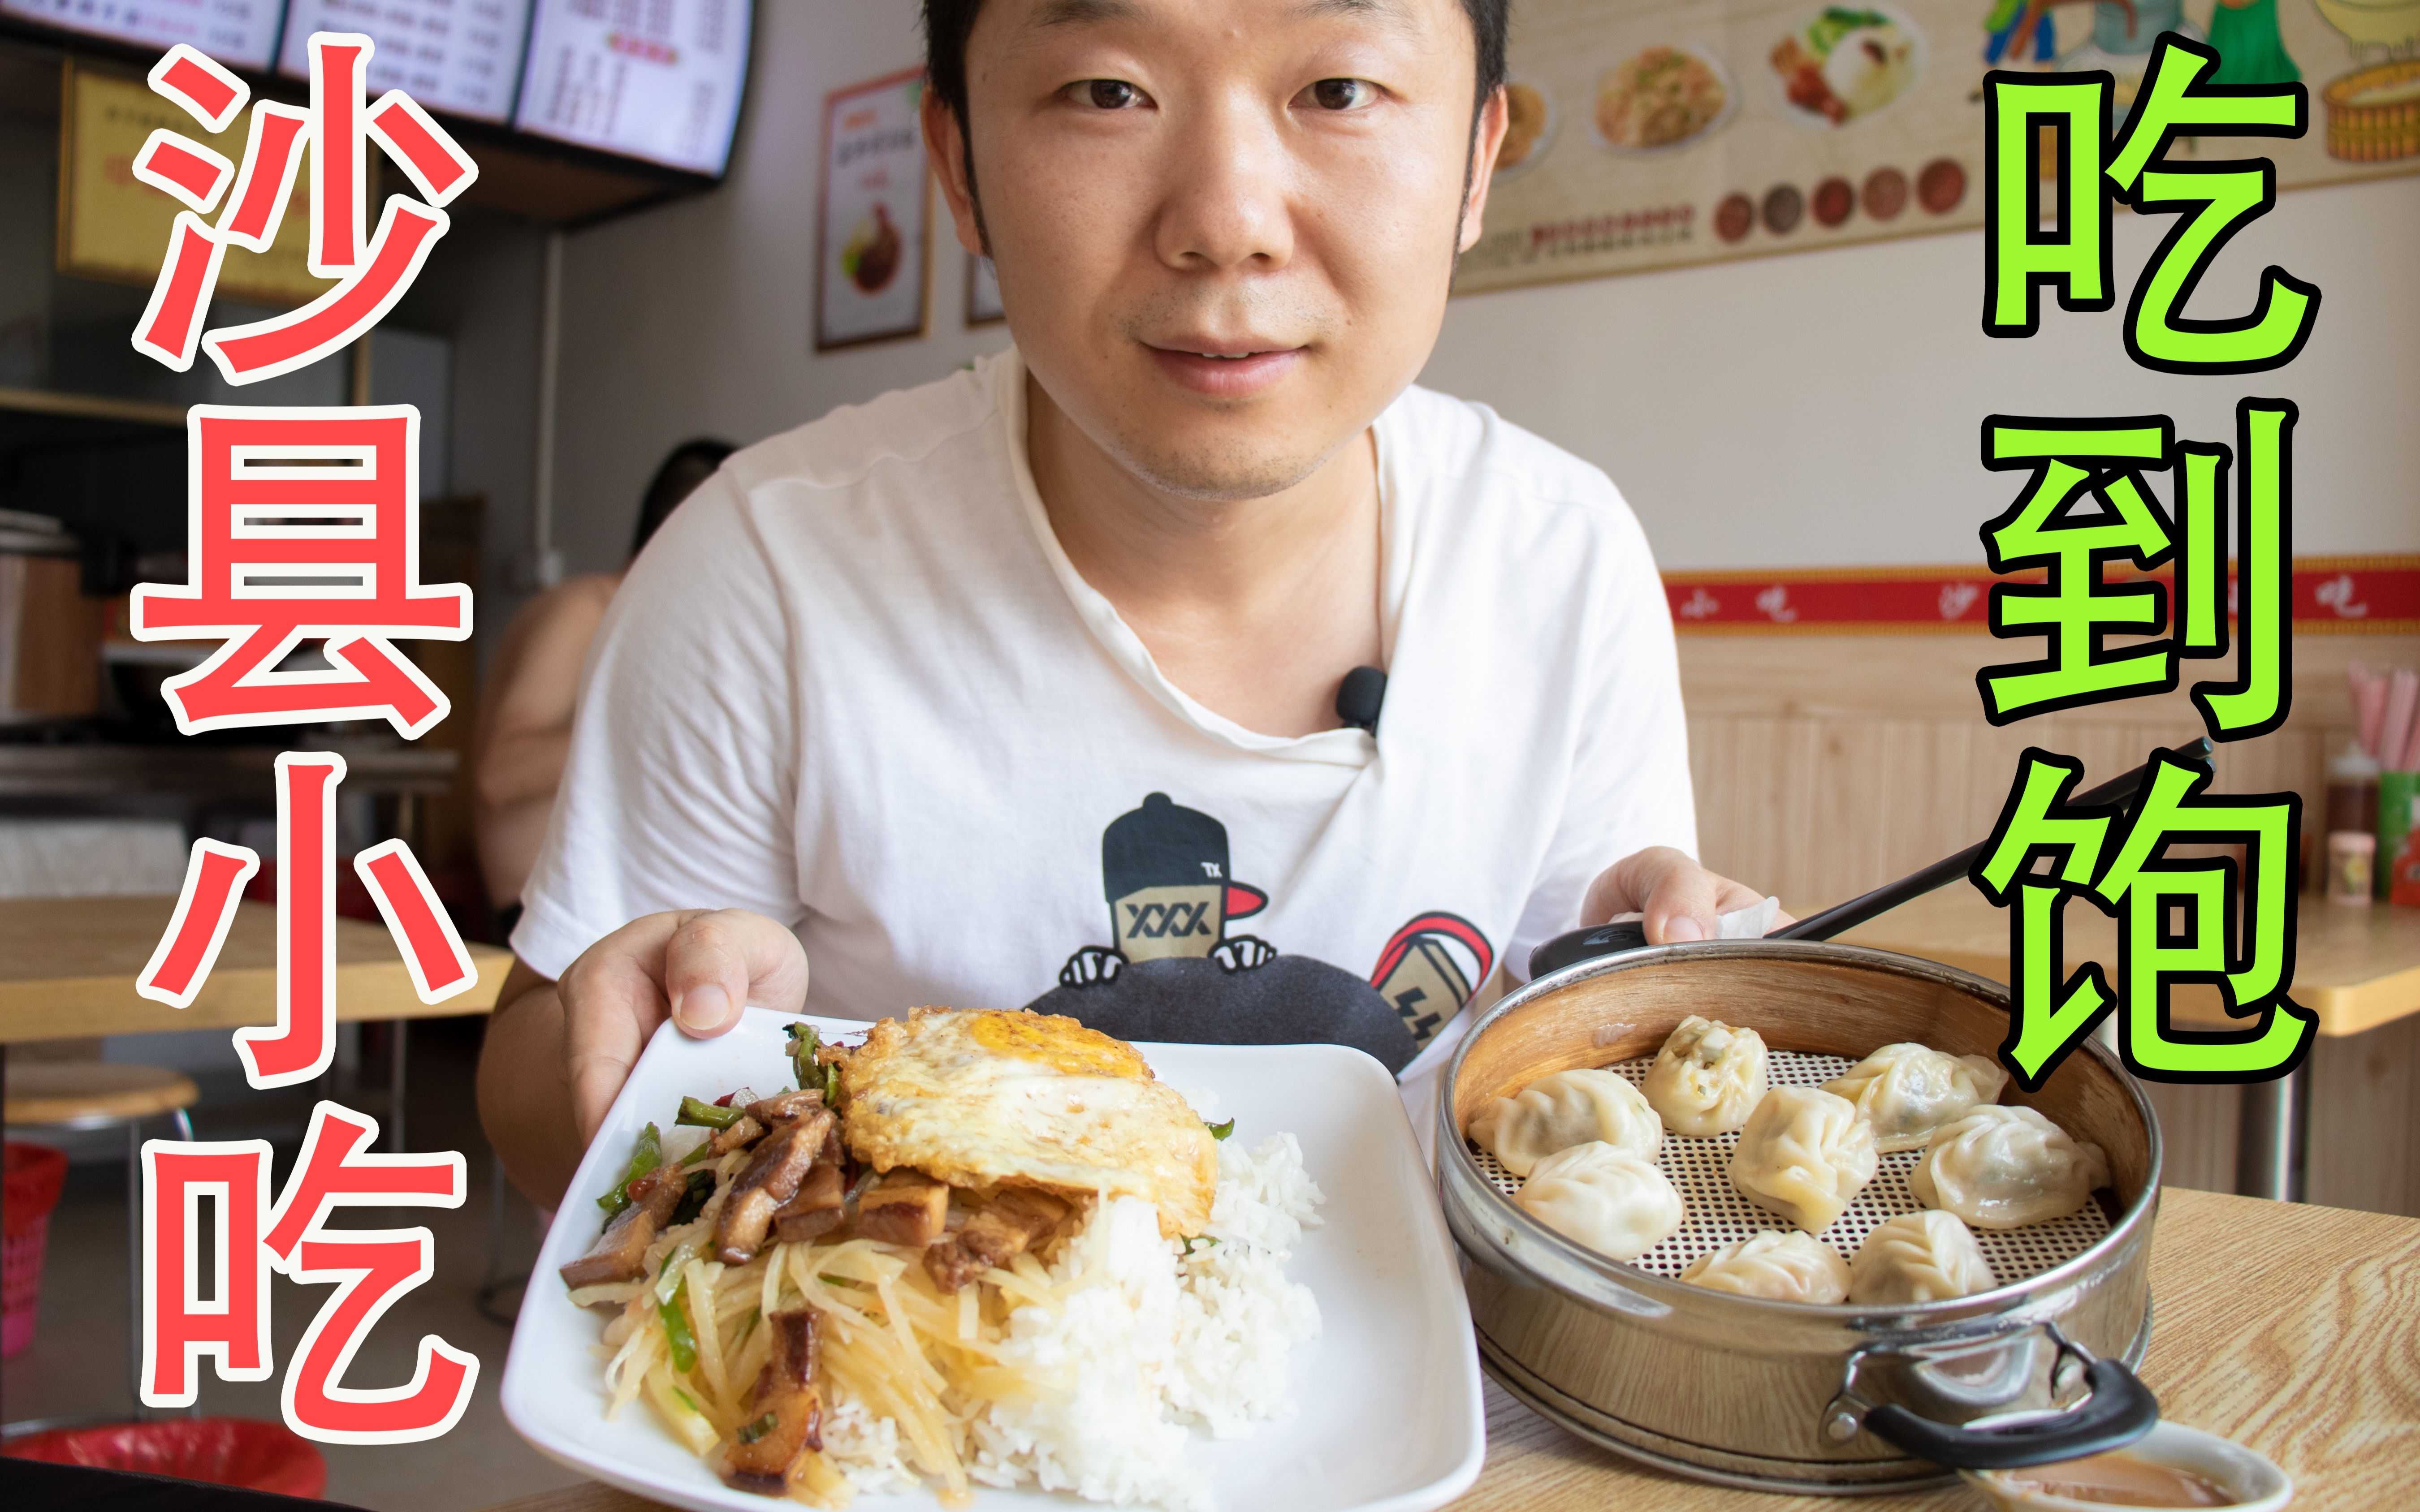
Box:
[1582,847,1792,945]
[477,908,807,1206]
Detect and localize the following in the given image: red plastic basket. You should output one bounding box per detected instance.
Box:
[3,1142,68,1358]
[2,1417,328,1499]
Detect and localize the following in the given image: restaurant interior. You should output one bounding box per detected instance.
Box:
[1,0,2416,1508]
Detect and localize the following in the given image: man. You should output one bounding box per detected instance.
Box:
[480,0,1774,1206]
[472,439,735,922]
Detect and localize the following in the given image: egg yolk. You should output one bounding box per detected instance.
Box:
[970,1012,1149,1080]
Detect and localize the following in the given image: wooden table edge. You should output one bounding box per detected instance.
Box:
[0,944,512,1043]
[1841,942,2405,1038]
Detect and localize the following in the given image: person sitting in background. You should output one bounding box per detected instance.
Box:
[473,439,736,926]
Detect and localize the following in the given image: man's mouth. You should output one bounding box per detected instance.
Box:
[1146,344,1304,398]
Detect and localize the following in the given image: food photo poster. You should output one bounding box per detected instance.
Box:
[816,66,933,350]
[1469,0,2420,289]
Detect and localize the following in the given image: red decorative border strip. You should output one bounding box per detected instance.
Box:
[1664,556,2420,634]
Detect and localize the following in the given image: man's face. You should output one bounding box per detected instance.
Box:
[934,0,1504,502]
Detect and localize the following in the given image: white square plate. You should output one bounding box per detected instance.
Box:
[501,1010,1484,1512]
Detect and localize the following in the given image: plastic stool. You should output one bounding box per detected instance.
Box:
[5,1062,199,1420]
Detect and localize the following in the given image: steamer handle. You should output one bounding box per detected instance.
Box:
[1858,1358,2160,1471]
[1525,740,2213,981]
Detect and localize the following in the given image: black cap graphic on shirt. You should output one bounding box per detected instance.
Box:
[1101,794,1267,934]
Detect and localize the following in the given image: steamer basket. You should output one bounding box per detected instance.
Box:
[1439,940,2161,1494]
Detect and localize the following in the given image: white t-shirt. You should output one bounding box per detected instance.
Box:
[514,348,1695,1135]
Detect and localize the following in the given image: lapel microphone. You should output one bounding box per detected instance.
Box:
[1335,665,1387,736]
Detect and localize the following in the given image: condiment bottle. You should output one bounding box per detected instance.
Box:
[2325,745,2378,904]
[2392,795,2420,909]
[2385,767,2420,902]
[2330,832,2377,907]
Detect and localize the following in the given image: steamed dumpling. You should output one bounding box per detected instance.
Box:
[1909,1105,2112,1229]
[1728,1086,1878,1234]
[1642,1016,1769,1136]
[1469,1067,1662,1177]
[1515,1141,1684,1261]
[1823,1042,2009,1152]
[1849,1210,1998,1304]
[1679,1230,1849,1304]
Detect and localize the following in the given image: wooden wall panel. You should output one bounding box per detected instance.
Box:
[2308,1014,2420,1218]
[1674,631,2420,1218]
[2138,1082,2242,1197]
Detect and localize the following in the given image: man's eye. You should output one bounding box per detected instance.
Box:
[1076,79,1144,110]
[1306,78,1378,112]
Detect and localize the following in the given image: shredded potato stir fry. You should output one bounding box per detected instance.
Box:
[589,1146,1094,1508]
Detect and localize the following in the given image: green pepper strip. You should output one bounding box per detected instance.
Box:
[596,1123,664,1215]
[675,1096,743,1130]
[660,1276,699,1373]
[1205,1117,1236,1141]
[785,1022,821,1093]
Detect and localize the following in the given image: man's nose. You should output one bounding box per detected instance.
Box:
[1154,88,1296,274]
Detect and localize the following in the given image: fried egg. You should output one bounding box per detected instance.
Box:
[833,1008,1217,1237]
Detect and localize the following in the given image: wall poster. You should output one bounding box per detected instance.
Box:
[1461,0,2420,293]
[57,63,333,308]
[815,67,931,350]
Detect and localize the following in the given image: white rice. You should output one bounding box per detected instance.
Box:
[825,1133,1324,1511]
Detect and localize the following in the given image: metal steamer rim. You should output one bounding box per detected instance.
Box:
[1466,1047,2113,1290]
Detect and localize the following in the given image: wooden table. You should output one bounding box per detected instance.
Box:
[1843,888,2420,1202]
[0,740,458,801]
[0,894,509,1154]
[1841,889,2420,1038]
[0,894,510,1042]
[474,1188,2420,1512]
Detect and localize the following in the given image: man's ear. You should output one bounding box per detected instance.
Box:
[1458,85,1511,254]
[923,88,987,258]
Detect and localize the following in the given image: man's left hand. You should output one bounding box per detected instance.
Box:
[1582,847,1794,944]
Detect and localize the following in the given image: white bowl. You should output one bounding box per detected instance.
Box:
[1962,1420,2293,1511]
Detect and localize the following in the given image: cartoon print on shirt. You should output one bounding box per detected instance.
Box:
[1059,792,1273,982]
[1024,792,1493,1075]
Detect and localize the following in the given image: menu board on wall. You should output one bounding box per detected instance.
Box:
[57,63,333,306]
[1462,0,2420,294]
[277,0,536,124]
[1,0,284,69]
[816,68,929,349]
[513,0,751,175]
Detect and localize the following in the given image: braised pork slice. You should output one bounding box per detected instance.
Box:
[559,1163,685,1289]
[771,1161,847,1245]
[712,1107,834,1263]
[746,1089,823,1126]
[722,1308,821,1489]
[854,1169,949,1247]
[923,1187,1072,1292]
[698,1113,765,1162]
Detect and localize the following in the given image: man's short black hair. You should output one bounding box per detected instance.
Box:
[922,0,1511,133]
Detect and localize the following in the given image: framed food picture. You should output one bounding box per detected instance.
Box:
[816,68,932,350]
[967,252,1006,327]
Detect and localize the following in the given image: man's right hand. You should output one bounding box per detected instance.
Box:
[477,908,808,1206]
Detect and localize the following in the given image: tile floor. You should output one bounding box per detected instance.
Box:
[3,1018,591,1510]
